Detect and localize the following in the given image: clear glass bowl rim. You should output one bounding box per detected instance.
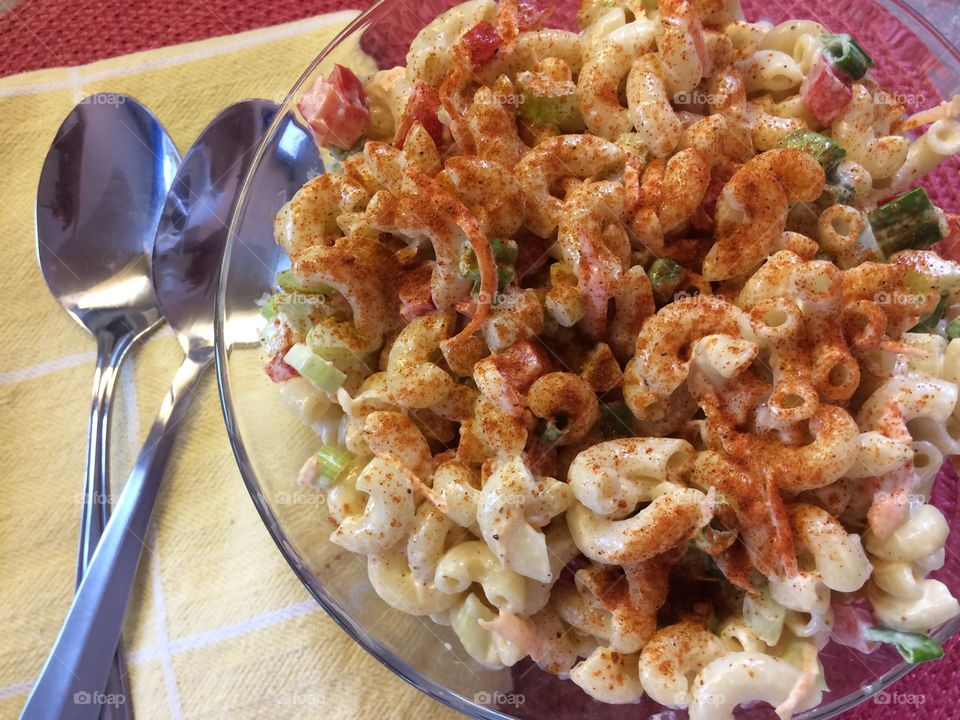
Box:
[214,2,960,718]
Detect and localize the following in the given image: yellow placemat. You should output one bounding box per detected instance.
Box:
[0,14,464,720]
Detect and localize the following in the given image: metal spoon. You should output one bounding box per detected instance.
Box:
[36,94,180,717]
[22,98,279,720]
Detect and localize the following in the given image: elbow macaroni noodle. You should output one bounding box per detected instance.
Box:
[263,0,960,713]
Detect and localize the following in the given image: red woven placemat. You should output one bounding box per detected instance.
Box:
[2,0,957,718]
[0,0,362,77]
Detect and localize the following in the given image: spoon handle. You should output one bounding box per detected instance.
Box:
[80,332,136,720]
[78,332,120,579]
[22,352,210,720]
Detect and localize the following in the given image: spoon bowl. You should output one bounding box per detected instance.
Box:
[37,95,177,336]
[153,100,278,353]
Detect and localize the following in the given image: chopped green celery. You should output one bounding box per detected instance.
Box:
[460,238,518,275]
[495,266,516,293]
[597,402,634,438]
[460,238,518,298]
[276,269,302,292]
[946,318,960,340]
[282,343,346,393]
[466,266,513,298]
[615,133,650,164]
[517,71,578,126]
[864,627,944,663]
[743,587,786,646]
[821,33,875,81]
[910,292,948,333]
[779,129,847,174]
[647,258,686,303]
[868,188,946,258]
[275,268,333,295]
[260,293,278,320]
[305,324,375,385]
[281,295,326,329]
[490,238,519,265]
[313,444,354,488]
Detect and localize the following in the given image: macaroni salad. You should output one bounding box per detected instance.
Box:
[260,0,960,715]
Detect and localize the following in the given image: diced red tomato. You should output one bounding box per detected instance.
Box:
[460,21,503,66]
[934,214,960,263]
[394,81,445,149]
[831,603,878,654]
[264,351,299,383]
[692,160,739,230]
[297,64,371,150]
[801,55,853,126]
[491,339,553,393]
[517,0,555,30]
[398,262,436,321]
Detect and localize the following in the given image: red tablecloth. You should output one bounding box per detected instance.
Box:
[0,0,361,77]
[1,1,957,718]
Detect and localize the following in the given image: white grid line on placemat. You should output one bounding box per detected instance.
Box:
[0,600,324,700]
[0,681,32,701]
[129,599,321,664]
[0,325,180,387]
[148,525,185,719]
[120,354,184,717]
[0,350,96,385]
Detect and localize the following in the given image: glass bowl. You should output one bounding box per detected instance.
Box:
[216,1,960,717]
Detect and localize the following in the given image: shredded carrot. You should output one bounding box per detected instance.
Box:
[774,642,819,720]
[478,610,546,660]
[439,48,477,155]
[878,340,930,357]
